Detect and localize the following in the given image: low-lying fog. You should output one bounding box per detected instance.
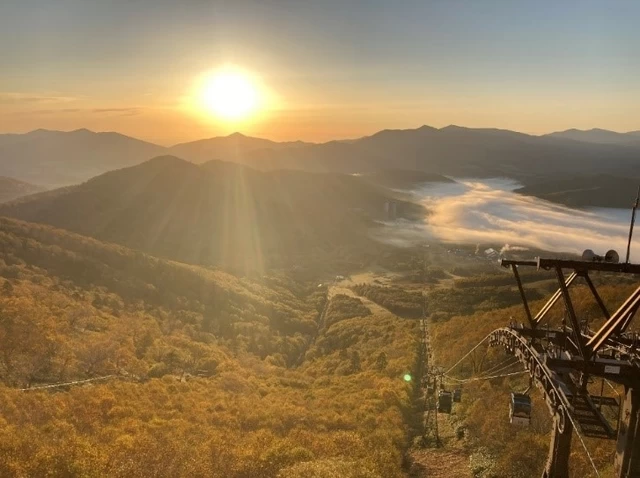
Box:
[377,178,640,261]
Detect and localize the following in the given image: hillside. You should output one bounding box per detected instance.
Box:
[0,216,419,477]
[0,216,318,372]
[515,175,640,208]
[0,129,166,186]
[0,176,43,203]
[0,157,423,273]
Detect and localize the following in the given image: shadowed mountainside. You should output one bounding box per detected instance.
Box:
[515,175,640,209]
[0,156,422,272]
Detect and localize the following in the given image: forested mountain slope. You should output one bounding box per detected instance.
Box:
[0,157,422,273]
[515,175,640,208]
[0,216,419,477]
[0,216,319,377]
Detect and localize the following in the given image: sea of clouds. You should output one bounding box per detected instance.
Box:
[375,178,640,261]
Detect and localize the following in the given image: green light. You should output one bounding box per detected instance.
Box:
[403,374,412,382]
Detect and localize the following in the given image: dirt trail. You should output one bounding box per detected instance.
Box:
[409,447,469,477]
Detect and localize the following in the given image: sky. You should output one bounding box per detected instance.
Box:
[1,0,639,145]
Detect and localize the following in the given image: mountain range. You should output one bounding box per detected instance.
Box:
[2,125,639,188]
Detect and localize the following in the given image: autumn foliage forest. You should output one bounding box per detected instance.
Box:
[0,217,420,477]
[0,210,638,477]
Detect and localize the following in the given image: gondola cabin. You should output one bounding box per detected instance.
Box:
[509,392,531,425]
[438,390,453,414]
[453,388,462,403]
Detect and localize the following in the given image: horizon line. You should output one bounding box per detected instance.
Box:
[2,123,639,148]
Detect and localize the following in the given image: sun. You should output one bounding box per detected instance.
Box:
[200,70,259,121]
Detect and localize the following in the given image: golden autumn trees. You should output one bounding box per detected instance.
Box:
[0,217,420,477]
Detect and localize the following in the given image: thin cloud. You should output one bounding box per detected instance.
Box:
[0,92,76,104]
[26,108,83,115]
[91,107,142,116]
[12,106,143,117]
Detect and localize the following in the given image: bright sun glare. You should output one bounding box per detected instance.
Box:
[200,71,259,121]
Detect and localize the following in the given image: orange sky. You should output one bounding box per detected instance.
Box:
[1,1,639,145]
[2,91,638,146]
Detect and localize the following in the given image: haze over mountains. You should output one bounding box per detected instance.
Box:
[0,128,165,186]
[547,128,640,146]
[1,125,639,191]
[0,176,43,203]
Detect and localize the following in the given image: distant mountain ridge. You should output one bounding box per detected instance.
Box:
[170,125,640,181]
[0,128,165,187]
[169,132,313,164]
[2,125,640,187]
[0,176,44,203]
[545,128,640,146]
